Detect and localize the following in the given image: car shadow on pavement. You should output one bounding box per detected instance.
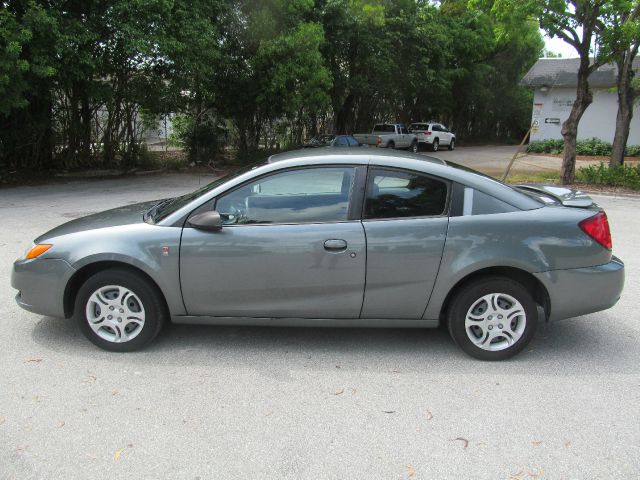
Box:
[31,312,639,375]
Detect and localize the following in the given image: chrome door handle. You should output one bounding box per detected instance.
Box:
[324,239,347,251]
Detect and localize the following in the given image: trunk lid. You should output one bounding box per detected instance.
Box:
[514,184,594,208]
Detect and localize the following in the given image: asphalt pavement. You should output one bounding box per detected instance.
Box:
[1,169,638,479]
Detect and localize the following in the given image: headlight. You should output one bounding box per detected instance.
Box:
[24,244,52,259]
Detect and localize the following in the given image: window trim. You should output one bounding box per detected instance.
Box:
[361,166,451,222]
[185,164,364,228]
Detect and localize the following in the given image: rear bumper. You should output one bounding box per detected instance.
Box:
[11,258,76,318]
[533,256,625,321]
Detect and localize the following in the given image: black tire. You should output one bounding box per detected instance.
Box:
[387,141,395,149]
[448,138,455,151]
[446,276,538,361]
[410,141,418,153]
[431,139,439,152]
[74,268,167,352]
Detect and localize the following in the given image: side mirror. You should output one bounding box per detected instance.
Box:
[188,210,222,231]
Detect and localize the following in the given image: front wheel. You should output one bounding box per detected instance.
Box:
[448,139,455,151]
[75,268,166,352]
[447,277,538,360]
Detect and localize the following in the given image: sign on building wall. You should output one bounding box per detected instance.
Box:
[552,98,573,111]
[532,103,542,134]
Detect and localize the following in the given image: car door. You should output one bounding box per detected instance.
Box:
[180,166,367,319]
[360,167,449,319]
[399,125,410,147]
[440,124,452,145]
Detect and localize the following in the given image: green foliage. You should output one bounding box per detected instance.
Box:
[577,162,640,190]
[0,0,545,172]
[527,139,564,154]
[169,113,223,163]
[528,138,640,156]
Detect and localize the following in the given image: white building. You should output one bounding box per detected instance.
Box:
[521,58,640,145]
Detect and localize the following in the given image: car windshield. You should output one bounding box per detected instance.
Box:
[144,161,267,224]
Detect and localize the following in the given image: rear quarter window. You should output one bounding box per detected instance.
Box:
[463,188,518,215]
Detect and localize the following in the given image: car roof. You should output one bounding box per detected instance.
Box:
[268,147,445,164]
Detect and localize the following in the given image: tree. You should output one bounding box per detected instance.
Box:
[601,0,640,166]
[0,1,58,172]
[490,0,611,184]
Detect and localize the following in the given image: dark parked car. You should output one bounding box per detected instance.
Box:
[12,149,624,360]
[302,134,365,148]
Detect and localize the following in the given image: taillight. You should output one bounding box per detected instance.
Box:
[425,131,432,135]
[376,136,381,145]
[579,211,612,250]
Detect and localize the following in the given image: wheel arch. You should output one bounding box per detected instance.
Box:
[63,260,169,319]
[439,266,550,324]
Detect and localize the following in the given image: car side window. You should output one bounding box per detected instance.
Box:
[215,167,356,225]
[347,136,360,147]
[364,168,448,219]
[400,126,409,134]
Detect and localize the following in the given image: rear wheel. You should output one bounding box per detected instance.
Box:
[447,276,538,360]
[431,139,439,152]
[75,269,166,352]
[410,141,418,153]
[387,141,395,149]
[448,138,455,151]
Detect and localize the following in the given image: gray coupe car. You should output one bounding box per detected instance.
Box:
[12,149,624,360]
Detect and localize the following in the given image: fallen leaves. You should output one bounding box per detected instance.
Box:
[531,440,543,446]
[425,410,433,421]
[24,358,42,363]
[405,464,415,478]
[57,421,65,428]
[0,416,5,425]
[334,389,344,396]
[113,444,134,461]
[528,467,545,477]
[82,373,97,384]
[382,410,396,414]
[510,467,545,479]
[451,437,469,449]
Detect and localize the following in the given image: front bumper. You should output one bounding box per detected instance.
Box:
[11,258,76,318]
[534,256,625,321]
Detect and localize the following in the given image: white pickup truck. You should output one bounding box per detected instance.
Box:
[353,124,418,152]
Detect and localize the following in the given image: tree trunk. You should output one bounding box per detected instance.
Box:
[610,53,636,167]
[561,57,593,184]
[334,93,354,134]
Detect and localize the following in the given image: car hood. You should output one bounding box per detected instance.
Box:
[35,200,160,242]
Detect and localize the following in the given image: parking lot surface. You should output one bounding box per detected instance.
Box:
[1,171,638,479]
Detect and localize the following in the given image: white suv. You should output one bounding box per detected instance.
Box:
[409,123,456,152]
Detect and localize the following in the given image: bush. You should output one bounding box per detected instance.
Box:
[577,162,640,190]
[626,144,640,157]
[576,138,611,156]
[528,138,640,157]
[527,139,563,154]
